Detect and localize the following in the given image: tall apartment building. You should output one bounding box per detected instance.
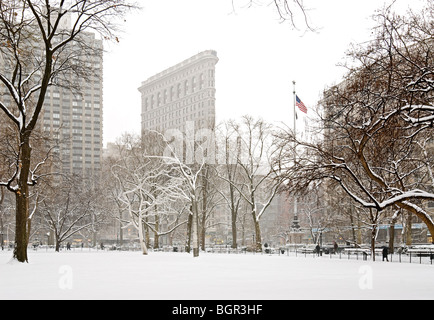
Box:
[138,50,218,135]
[41,32,104,177]
[0,25,103,178]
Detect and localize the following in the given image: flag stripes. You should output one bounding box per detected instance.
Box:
[296,95,308,114]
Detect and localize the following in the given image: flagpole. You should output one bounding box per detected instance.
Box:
[292,80,299,234]
[293,80,296,137]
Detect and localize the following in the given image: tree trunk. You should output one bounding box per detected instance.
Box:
[0,188,4,249]
[389,224,395,254]
[254,219,262,252]
[231,208,238,249]
[240,213,246,247]
[13,136,32,263]
[200,215,206,251]
[249,196,262,252]
[192,199,199,257]
[200,179,207,251]
[153,231,159,250]
[350,213,357,246]
[371,225,377,262]
[405,212,412,246]
[185,212,192,253]
[14,191,29,262]
[153,215,159,250]
[229,182,238,249]
[250,207,261,253]
[119,218,123,247]
[357,210,362,245]
[138,215,148,255]
[55,238,61,252]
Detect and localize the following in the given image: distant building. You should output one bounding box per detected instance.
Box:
[41,32,103,177]
[0,24,104,178]
[138,50,218,135]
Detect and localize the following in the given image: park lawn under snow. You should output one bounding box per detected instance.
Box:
[0,250,433,300]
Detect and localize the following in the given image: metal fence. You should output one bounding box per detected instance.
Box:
[2,243,433,266]
[191,245,434,266]
[289,248,434,265]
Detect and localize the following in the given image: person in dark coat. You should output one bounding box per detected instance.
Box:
[333,241,338,254]
[382,246,389,261]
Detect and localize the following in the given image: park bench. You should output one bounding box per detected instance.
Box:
[407,248,434,258]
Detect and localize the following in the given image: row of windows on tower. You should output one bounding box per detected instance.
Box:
[143,72,215,111]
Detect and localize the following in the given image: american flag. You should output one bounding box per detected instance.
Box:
[296,95,308,114]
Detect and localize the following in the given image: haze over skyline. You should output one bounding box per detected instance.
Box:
[102,0,422,146]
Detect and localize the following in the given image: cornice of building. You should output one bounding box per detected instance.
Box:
[138,50,218,91]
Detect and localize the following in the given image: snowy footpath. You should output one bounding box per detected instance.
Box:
[1,250,433,300]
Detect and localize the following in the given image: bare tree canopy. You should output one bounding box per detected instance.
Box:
[277,2,434,250]
[232,0,314,30]
[0,0,138,263]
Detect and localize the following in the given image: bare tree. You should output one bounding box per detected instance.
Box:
[162,152,207,258]
[143,126,220,257]
[198,164,223,251]
[232,0,314,30]
[111,133,188,255]
[223,116,285,252]
[215,121,245,249]
[0,0,137,262]
[40,175,107,251]
[277,3,434,253]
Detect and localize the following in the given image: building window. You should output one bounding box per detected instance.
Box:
[192,77,196,93]
[184,80,189,96]
[200,73,204,90]
[157,92,161,106]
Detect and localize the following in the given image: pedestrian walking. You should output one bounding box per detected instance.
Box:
[316,244,321,256]
[333,241,338,254]
[382,246,389,261]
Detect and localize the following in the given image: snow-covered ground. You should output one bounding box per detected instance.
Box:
[1,250,433,300]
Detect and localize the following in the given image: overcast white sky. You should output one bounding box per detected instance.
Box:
[102,0,423,146]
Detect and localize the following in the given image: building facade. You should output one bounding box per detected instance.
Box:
[0,13,103,178]
[41,32,104,177]
[0,38,103,179]
[138,50,218,135]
